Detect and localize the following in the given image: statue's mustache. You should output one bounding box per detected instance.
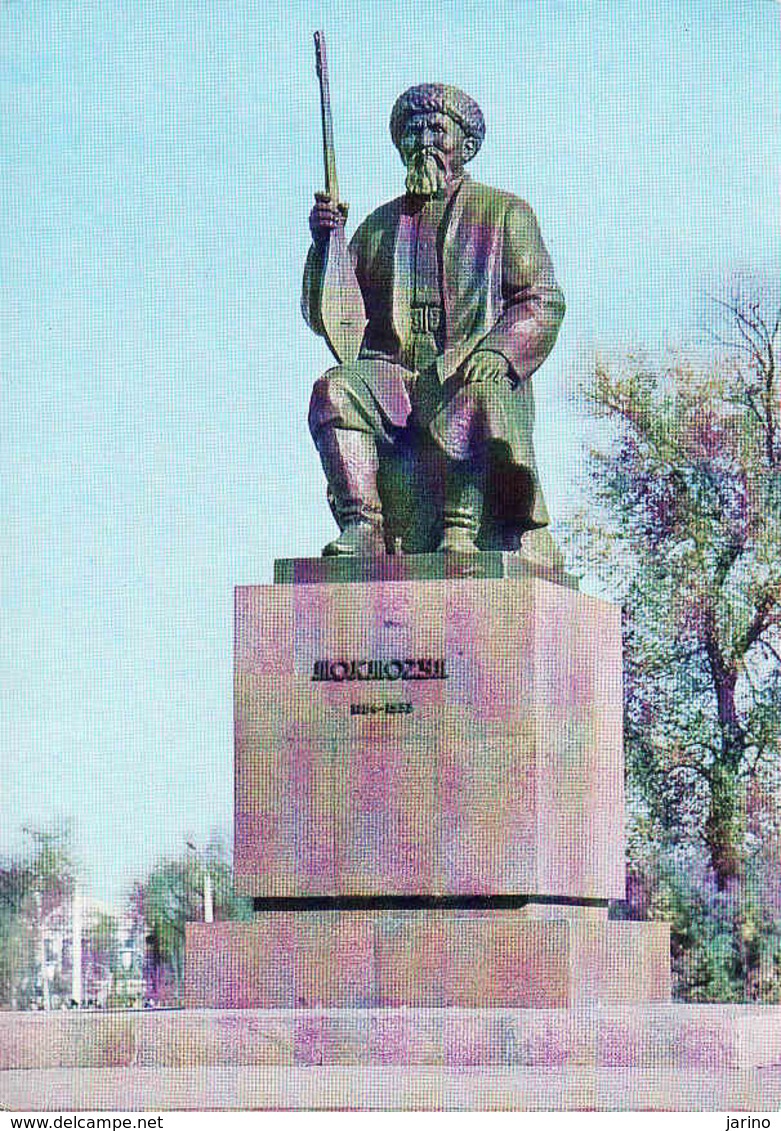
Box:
[404,148,449,197]
[407,147,446,169]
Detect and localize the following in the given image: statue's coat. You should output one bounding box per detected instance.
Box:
[304,178,565,393]
[303,178,566,543]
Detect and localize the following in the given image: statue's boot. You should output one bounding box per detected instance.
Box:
[315,428,386,557]
[436,461,483,554]
[518,526,566,573]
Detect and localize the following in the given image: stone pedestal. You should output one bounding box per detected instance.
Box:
[4,1004,781,1111]
[184,557,669,1011]
[234,569,625,900]
[185,913,670,1009]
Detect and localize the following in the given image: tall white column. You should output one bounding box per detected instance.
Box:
[71,882,82,1008]
[204,871,214,923]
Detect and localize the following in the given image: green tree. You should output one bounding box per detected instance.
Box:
[568,285,781,998]
[0,863,34,1009]
[134,837,252,1005]
[0,828,76,1009]
[82,910,118,1005]
[88,911,117,965]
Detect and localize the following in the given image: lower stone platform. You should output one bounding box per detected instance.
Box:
[183,911,671,1009]
[2,1005,781,1110]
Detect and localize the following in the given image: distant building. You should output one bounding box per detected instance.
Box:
[36,895,145,1009]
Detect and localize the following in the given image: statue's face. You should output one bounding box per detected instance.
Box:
[398,111,474,197]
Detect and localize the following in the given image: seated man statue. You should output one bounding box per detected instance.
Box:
[303,83,565,563]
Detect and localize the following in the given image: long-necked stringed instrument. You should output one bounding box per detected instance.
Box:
[313,31,367,365]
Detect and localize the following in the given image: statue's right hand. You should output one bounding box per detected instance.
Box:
[309,193,348,245]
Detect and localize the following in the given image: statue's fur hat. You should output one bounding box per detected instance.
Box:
[390,84,485,156]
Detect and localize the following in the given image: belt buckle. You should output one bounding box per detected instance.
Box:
[411,304,440,334]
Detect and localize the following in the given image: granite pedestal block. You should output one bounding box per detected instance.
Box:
[184,913,671,1009]
[184,560,669,1012]
[234,573,625,900]
[4,1004,780,1110]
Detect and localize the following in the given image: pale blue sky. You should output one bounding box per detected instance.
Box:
[2,0,780,904]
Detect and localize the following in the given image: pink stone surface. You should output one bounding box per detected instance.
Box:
[184,914,670,1009]
[184,917,374,1009]
[373,915,571,1007]
[234,578,625,899]
[0,1065,774,1112]
[5,1002,781,1073]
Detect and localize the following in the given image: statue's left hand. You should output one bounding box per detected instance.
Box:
[460,351,515,388]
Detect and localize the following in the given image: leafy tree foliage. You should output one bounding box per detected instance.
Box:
[569,284,781,999]
[0,862,34,1009]
[133,837,253,1005]
[0,828,75,1008]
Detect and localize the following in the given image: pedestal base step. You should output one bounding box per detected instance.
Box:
[2,1064,776,1112]
[4,1004,781,1111]
[5,1003,779,1073]
[184,912,670,1009]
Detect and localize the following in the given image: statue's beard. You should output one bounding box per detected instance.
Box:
[405,149,448,197]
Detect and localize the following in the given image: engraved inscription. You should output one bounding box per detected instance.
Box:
[312,658,447,682]
[350,702,413,716]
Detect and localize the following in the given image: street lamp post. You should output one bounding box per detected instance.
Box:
[186,841,214,923]
[72,881,82,1008]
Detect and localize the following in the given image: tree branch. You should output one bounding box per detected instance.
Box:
[740,594,778,656]
[759,637,781,668]
[663,762,713,785]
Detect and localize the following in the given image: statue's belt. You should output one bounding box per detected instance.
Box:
[410,303,442,334]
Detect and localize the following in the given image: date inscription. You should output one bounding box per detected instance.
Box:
[350,702,413,717]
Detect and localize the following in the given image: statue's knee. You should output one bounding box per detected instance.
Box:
[309,367,356,435]
[312,366,354,404]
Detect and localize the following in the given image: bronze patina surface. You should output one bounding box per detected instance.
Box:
[305,82,565,560]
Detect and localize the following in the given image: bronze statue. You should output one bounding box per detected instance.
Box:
[303,57,565,562]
